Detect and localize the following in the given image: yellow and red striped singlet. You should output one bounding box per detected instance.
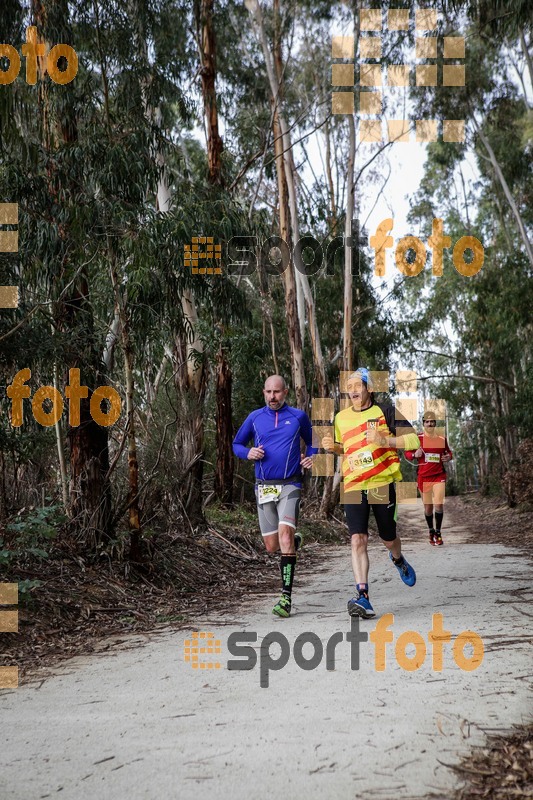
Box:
[334,403,419,492]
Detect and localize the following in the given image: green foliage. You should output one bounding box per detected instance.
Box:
[206,502,258,529]
[0,0,529,545]
[17,579,43,607]
[398,7,532,497]
[0,506,66,566]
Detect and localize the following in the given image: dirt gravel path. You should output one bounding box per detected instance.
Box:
[1,503,532,800]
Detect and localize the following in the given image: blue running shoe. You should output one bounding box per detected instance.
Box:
[389,552,416,586]
[347,594,376,619]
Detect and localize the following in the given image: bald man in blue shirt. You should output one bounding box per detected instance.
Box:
[233,375,315,617]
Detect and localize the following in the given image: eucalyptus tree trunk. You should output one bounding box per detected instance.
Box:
[130,0,207,527]
[270,1,304,343]
[520,31,533,90]
[245,0,311,408]
[196,0,234,505]
[343,117,356,373]
[271,0,327,398]
[343,3,360,373]
[476,125,533,268]
[323,118,338,231]
[34,0,113,544]
[196,0,223,185]
[214,342,233,504]
[163,167,207,528]
[53,363,69,512]
[173,308,207,525]
[272,102,308,409]
[109,253,142,562]
[323,3,359,519]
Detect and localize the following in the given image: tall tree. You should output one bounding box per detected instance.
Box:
[195,0,234,505]
[32,0,114,543]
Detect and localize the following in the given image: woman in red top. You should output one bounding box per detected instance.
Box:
[405,411,453,545]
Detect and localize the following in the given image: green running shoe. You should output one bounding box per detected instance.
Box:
[272,593,292,618]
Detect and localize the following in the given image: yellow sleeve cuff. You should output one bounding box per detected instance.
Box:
[397,433,420,451]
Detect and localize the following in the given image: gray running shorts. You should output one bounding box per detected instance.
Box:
[256,484,301,536]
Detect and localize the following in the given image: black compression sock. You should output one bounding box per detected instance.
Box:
[392,554,404,566]
[357,582,369,599]
[435,512,443,532]
[280,555,296,596]
[425,513,434,530]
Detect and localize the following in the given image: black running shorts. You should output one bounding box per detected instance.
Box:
[343,483,397,541]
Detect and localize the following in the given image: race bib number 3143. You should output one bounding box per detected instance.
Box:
[348,451,374,471]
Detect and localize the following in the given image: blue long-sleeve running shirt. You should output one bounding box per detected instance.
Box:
[233,404,315,483]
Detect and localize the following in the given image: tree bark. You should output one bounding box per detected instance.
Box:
[520,31,533,91]
[271,1,327,396]
[109,251,142,562]
[320,470,342,517]
[34,0,113,545]
[270,2,305,343]
[245,0,307,410]
[196,0,224,185]
[174,329,207,526]
[214,342,233,505]
[53,363,69,513]
[343,3,360,373]
[476,124,533,267]
[141,76,207,523]
[323,118,338,231]
[131,0,207,527]
[196,0,234,505]
[343,117,356,372]
[272,102,308,409]
[323,2,359,518]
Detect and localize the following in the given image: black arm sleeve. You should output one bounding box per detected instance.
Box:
[378,403,418,440]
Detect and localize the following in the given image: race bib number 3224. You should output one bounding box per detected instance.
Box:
[257,484,283,504]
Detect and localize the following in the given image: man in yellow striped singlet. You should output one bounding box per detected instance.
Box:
[322,368,420,619]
